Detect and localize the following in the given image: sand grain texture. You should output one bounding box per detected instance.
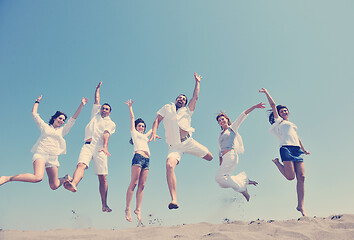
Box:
[1,214,354,240]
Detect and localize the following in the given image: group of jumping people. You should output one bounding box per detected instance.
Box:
[0,72,310,222]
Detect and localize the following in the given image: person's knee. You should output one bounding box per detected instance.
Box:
[77,162,87,170]
[166,158,177,171]
[138,182,146,191]
[285,174,295,181]
[203,152,213,161]
[49,183,58,190]
[34,175,43,183]
[297,174,305,182]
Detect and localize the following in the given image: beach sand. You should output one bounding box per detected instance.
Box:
[1,214,354,240]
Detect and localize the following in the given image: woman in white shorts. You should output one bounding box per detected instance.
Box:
[215,102,265,201]
[124,99,160,222]
[0,95,88,190]
[259,88,310,216]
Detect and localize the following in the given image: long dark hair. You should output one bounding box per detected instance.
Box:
[129,118,146,145]
[49,111,67,125]
[268,105,288,124]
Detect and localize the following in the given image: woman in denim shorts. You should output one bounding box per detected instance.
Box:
[124,99,160,223]
[260,88,310,217]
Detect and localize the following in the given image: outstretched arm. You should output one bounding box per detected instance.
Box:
[259,88,279,119]
[72,98,88,119]
[231,102,266,131]
[99,131,111,156]
[187,72,201,112]
[244,102,266,115]
[125,99,135,131]
[149,114,163,142]
[94,81,102,105]
[32,95,42,114]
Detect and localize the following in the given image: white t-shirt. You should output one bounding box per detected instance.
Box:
[269,117,300,146]
[31,113,76,155]
[157,103,194,146]
[84,104,116,145]
[131,129,150,155]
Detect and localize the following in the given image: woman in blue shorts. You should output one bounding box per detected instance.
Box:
[125,99,160,222]
[259,88,310,216]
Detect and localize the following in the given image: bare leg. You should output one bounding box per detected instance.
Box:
[0,160,45,186]
[98,174,111,212]
[134,169,148,222]
[203,152,213,161]
[272,158,295,180]
[125,165,142,222]
[64,163,87,192]
[166,157,179,209]
[241,189,250,202]
[294,162,307,216]
[46,167,70,190]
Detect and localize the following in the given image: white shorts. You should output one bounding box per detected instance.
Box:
[167,137,209,162]
[78,143,108,175]
[32,152,59,169]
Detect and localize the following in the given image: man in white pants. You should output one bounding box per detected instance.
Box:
[150,72,213,210]
[64,82,116,213]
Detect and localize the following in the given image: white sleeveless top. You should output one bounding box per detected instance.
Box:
[131,129,150,155]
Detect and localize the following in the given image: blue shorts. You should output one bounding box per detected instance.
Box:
[132,153,150,170]
[280,146,304,162]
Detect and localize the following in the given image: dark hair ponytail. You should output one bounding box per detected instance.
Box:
[129,118,146,145]
[268,105,288,124]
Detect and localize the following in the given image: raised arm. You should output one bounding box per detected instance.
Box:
[72,98,88,119]
[244,102,266,115]
[187,72,201,112]
[125,99,135,131]
[231,102,266,131]
[32,95,42,114]
[259,88,279,119]
[149,114,163,142]
[94,81,102,105]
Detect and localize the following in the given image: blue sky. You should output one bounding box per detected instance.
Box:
[1,0,354,230]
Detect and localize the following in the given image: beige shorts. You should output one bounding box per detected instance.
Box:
[32,152,59,168]
[78,143,108,175]
[167,137,209,162]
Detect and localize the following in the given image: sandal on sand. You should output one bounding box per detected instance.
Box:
[63,180,77,192]
[168,203,179,210]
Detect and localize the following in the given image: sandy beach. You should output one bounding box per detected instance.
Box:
[1,214,354,240]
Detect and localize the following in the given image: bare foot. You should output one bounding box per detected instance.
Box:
[102,205,112,213]
[0,176,10,186]
[296,206,307,217]
[241,190,250,202]
[248,179,258,186]
[63,180,77,192]
[134,209,141,222]
[125,208,132,222]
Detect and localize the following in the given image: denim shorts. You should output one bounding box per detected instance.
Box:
[280,146,304,162]
[132,153,150,170]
